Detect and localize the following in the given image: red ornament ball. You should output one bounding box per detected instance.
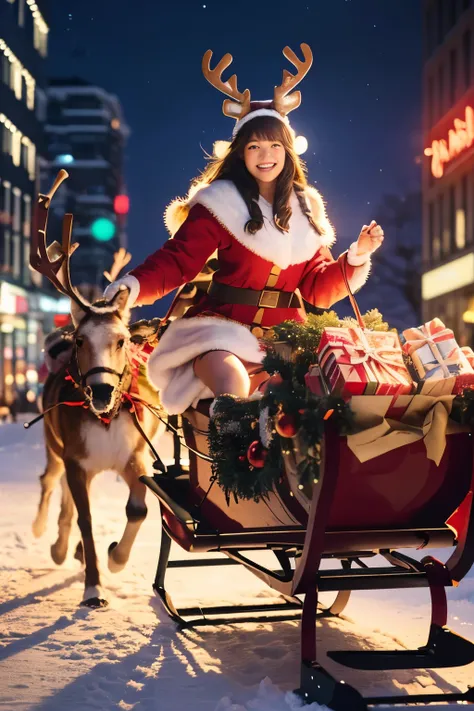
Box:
[238,454,247,462]
[247,440,268,468]
[275,411,298,438]
[258,372,283,395]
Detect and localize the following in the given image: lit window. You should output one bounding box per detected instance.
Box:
[21,136,36,179]
[11,129,21,166]
[0,40,36,110]
[23,194,31,238]
[27,0,49,58]
[23,240,30,284]
[12,234,20,279]
[456,208,466,249]
[4,229,11,272]
[0,115,35,178]
[12,187,21,233]
[3,181,11,222]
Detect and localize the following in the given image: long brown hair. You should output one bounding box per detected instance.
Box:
[195,116,320,235]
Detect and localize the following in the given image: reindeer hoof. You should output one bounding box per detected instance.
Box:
[80,597,108,609]
[50,542,67,565]
[107,542,126,573]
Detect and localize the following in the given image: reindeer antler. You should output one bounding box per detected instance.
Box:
[202,50,251,119]
[273,43,313,116]
[31,170,91,313]
[104,247,132,283]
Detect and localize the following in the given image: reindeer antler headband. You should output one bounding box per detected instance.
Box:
[202,43,313,154]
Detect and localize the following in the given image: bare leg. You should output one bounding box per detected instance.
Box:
[50,475,75,565]
[194,351,252,398]
[108,472,147,574]
[65,459,106,607]
[32,452,64,539]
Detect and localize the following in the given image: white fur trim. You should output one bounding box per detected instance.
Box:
[345,242,371,293]
[164,182,336,251]
[347,242,371,267]
[304,185,336,248]
[187,181,334,269]
[347,256,371,293]
[147,317,264,415]
[232,109,290,138]
[103,274,140,308]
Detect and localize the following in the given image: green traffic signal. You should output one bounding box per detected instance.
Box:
[91,217,116,241]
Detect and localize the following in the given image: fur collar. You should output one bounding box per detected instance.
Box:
[164,181,336,270]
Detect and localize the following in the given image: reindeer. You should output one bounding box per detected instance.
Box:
[30,170,163,608]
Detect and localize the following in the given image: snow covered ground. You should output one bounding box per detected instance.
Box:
[1,418,474,710]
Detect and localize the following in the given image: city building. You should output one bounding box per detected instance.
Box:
[422,0,474,344]
[44,78,130,298]
[0,0,69,409]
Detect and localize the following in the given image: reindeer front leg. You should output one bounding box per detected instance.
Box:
[108,457,148,574]
[65,459,107,607]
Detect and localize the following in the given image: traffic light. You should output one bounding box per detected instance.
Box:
[114,195,129,215]
[91,217,116,241]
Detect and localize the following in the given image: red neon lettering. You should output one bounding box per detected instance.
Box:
[425,106,474,178]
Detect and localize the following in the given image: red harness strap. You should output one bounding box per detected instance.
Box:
[63,369,147,426]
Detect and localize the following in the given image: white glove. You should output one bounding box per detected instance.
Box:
[103,274,140,307]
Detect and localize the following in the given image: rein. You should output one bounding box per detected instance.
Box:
[24,370,167,474]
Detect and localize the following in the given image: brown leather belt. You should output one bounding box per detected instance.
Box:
[208,281,303,309]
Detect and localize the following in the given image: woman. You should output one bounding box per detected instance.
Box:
[105,44,384,415]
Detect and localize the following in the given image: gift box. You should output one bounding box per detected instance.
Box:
[401,318,474,396]
[461,346,474,369]
[305,364,329,396]
[316,326,415,400]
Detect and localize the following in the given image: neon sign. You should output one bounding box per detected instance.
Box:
[425,105,474,178]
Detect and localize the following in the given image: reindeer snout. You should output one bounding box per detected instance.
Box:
[89,383,114,412]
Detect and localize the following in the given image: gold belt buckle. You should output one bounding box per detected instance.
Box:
[258,289,279,308]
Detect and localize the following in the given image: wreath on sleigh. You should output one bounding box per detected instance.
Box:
[208,309,384,502]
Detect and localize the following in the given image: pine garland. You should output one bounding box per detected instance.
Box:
[451,387,474,426]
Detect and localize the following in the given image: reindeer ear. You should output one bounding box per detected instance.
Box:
[70,300,88,328]
[110,285,131,322]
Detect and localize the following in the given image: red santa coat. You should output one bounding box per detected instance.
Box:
[120,180,371,414]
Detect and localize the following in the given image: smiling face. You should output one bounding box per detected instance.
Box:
[243,135,286,186]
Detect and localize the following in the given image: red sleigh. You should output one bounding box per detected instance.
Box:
[141,397,474,709]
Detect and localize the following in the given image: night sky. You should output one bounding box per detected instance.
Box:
[47,0,422,312]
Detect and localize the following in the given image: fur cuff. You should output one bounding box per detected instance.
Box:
[347,255,371,293]
[103,274,140,308]
[147,316,264,415]
[347,242,372,267]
